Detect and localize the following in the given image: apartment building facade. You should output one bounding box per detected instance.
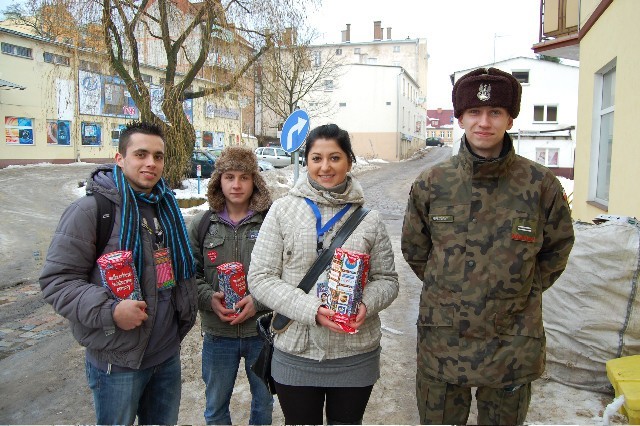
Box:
[0,25,251,168]
[533,0,640,220]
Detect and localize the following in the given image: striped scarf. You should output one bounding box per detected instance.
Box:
[113,165,195,281]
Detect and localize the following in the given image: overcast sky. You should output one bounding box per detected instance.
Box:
[307,0,544,108]
[0,0,544,108]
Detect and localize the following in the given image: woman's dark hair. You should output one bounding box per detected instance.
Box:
[304,124,356,164]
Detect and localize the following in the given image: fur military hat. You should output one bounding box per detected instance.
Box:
[452,67,522,118]
[207,146,272,213]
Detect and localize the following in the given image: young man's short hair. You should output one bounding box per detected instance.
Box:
[118,121,165,155]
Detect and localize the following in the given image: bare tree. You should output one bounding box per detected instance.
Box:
[4,0,311,187]
[258,25,343,130]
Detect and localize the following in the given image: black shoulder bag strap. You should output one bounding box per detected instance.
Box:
[93,192,115,256]
[197,210,214,253]
[271,205,371,333]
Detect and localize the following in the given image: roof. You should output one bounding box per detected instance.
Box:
[426,109,454,128]
[449,56,579,84]
[0,78,26,90]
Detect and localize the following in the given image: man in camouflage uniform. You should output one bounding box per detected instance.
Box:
[401,67,574,425]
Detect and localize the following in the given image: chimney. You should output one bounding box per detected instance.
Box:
[373,21,382,41]
[387,27,392,40]
[341,23,350,43]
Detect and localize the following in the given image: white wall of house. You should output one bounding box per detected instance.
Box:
[309,64,425,161]
[451,57,578,173]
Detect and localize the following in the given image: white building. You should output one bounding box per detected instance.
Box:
[302,22,428,160]
[451,57,579,178]
[304,63,425,161]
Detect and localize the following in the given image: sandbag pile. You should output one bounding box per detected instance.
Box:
[543,220,640,392]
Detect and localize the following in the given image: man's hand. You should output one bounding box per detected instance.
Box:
[210,291,236,322]
[113,299,148,330]
[348,303,367,330]
[316,306,348,334]
[229,295,257,325]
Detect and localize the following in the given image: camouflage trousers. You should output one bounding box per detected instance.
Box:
[416,372,531,425]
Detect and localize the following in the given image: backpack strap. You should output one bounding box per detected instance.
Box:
[92,192,115,256]
[197,210,214,253]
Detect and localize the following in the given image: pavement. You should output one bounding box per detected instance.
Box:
[0,163,96,359]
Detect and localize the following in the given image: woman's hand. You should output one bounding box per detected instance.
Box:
[348,303,367,329]
[315,306,348,334]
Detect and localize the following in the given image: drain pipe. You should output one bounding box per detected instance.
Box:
[397,69,403,161]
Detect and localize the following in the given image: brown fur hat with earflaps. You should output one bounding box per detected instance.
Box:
[207,146,272,213]
[452,67,522,119]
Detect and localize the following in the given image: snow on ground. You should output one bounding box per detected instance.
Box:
[557,176,575,197]
[6,161,97,169]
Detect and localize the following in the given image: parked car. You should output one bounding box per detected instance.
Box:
[190,150,216,178]
[255,146,295,168]
[426,137,444,147]
[258,159,275,172]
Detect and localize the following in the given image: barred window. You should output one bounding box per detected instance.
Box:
[43,52,70,66]
[1,42,32,59]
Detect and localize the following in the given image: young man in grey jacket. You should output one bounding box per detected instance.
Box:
[39,121,198,425]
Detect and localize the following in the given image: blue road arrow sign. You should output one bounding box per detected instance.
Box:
[280,110,310,153]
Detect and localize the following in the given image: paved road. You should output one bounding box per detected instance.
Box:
[0,163,97,289]
[0,149,451,423]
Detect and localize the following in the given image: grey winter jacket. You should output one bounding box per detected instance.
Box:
[187,210,270,338]
[39,165,198,369]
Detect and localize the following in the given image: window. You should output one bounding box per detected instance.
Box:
[79,60,100,72]
[140,73,152,84]
[392,61,400,66]
[275,148,287,156]
[81,122,102,145]
[335,48,342,55]
[591,64,616,204]
[5,117,34,144]
[354,48,361,54]
[313,51,321,67]
[533,105,558,122]
[367,57,377,64]
[393,46,400,53]
[512,70,529,84]
[43,52,70,66]
[324,79,333,91]
[339,102,347,107]
[535,148,559,167]
[386,101,391,106]
[46,120,71,145]
[1,42,32,59]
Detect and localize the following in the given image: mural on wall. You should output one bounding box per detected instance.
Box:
[205,102,239,120]
[5,117,34,145]
[149,85,193,124]
[46,120,71,145]
[78,71,139,119]
[81,122,101,146]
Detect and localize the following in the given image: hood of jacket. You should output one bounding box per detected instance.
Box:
[85,163,121,205]
[289,173,365,207]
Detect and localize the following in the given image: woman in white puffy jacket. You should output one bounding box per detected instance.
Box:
[248,123,399,425]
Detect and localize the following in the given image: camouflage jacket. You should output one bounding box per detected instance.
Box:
[401,134,574,387]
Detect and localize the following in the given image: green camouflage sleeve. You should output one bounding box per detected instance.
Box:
[537,176,575,291]
[401,177,432,281]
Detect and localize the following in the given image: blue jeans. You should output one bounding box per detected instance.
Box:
[85,353,181,425]
[202,334,274,425]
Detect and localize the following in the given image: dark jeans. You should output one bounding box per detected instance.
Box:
[274,382,374,425]
[85,353,181,425]
[201,334,273,425]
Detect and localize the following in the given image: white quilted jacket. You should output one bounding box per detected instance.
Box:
[248,174,399,360]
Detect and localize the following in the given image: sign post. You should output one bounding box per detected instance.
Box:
[197,164,202,194]
[280,110,310,183]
